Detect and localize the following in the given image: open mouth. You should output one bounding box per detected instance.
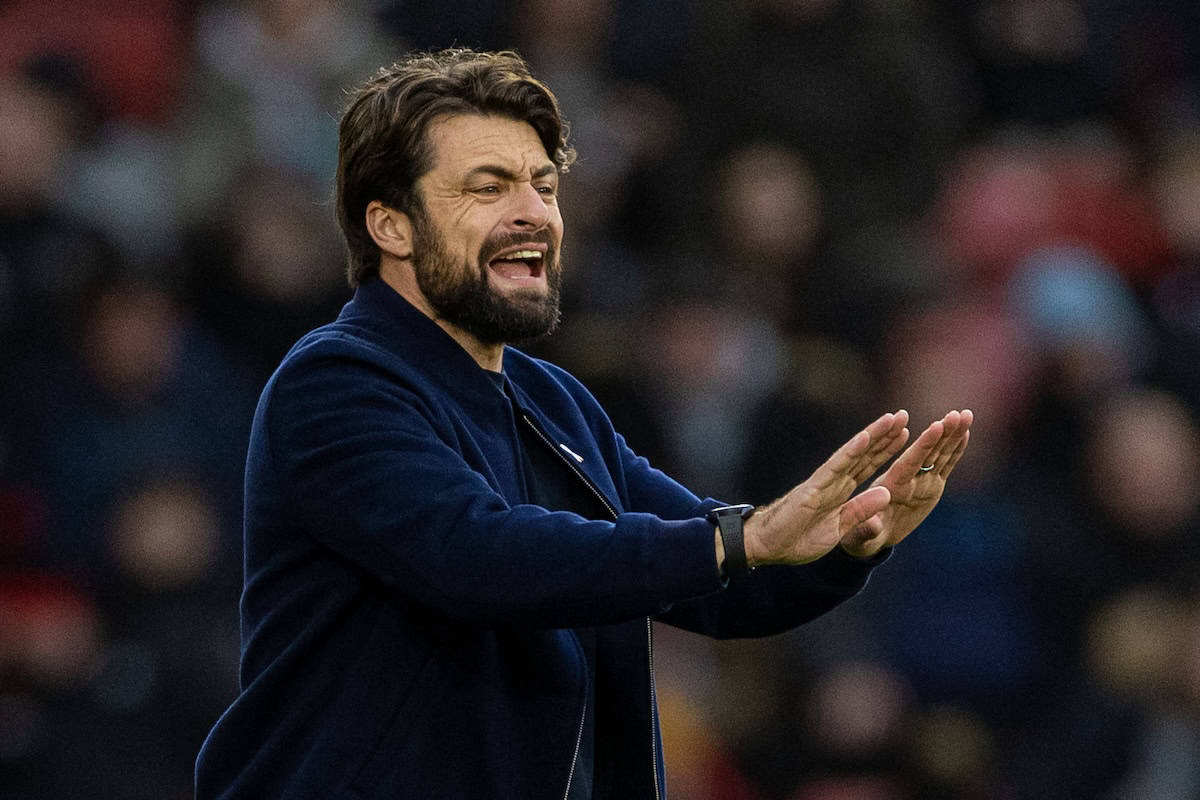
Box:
[487,246,546,282]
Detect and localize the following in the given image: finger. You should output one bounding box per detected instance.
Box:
[922,411,958,473]
[864,408,908,442]
[808,412,897,490]
[926,410,968,473]
[837,485,891,536]
[939,428,970,477]
[891,419,945,481]
[847,410,909,481]
[910,408,969,476]
[851,424,910,485]
[803,433,870,496]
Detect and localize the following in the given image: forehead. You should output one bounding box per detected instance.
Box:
[425,113,554,177]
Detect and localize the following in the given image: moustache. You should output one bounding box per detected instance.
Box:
[478,231,558,266]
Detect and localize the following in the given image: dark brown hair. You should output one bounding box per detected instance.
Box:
[336,49,575,286]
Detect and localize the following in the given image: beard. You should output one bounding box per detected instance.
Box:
[410,207,563,347]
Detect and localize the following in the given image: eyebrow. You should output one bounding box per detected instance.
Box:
[465,163,558,182]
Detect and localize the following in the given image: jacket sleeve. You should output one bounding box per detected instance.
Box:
[654,549,889,639]
[263,349,726,629]
[609,426,890,639]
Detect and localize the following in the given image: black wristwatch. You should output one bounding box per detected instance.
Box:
[706,504,756,578]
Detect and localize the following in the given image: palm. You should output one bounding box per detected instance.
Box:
[782,482,883,563]
[873,464,946,540]
[841,409,973,558]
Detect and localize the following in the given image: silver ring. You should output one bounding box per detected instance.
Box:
[918,463,936,473]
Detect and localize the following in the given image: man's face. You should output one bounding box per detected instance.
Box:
[410,113,564,345]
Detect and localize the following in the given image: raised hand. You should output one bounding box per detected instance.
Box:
[839,409,973,559]
[743,410,911,566]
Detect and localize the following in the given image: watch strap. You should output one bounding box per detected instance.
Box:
[707,504,755,578]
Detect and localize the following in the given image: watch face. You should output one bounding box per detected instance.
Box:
[708,504,755,521]
[720,504,754,516]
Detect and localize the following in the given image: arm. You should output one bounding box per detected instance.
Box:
[656,548,890,639]
[267,351,725,629]
[654,410,974,638]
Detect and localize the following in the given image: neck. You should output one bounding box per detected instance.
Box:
[380,262,505,372]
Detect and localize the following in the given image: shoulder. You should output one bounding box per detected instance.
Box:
[255,320,446,440]
[268,315,445,396]
[281,318,399,369]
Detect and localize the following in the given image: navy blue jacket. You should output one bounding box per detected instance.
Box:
[195,278,886,799]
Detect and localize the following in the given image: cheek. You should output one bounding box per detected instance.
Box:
[450,226,488,265]
[436,201,489,257]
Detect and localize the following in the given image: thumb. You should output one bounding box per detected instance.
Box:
[837,485,890,536]
[844,513,886,548]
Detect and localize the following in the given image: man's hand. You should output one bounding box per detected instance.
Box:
[839,409,973,559]
[742,410,911,566]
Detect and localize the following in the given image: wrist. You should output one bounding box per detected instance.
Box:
[742,514,760,568]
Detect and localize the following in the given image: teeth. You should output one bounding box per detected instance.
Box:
[501,250,542,260]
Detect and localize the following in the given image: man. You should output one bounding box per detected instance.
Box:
[195,49,972,799]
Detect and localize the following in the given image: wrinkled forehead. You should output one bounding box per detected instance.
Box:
[425,113,556,178]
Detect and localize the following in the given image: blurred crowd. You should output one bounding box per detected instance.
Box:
[2,0,1199,798]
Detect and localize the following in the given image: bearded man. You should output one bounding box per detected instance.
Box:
[195,49,971,800]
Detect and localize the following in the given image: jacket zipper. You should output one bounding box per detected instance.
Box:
[520,414,605,800]
[561,695,587,800]
[647,617,662,800]
[519,413,661,799]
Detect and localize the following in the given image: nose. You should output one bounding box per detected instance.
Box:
[508,182,550,230]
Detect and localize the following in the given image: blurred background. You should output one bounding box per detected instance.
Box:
[1,0,1199,797]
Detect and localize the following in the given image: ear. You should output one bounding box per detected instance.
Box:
[365,200,414,261]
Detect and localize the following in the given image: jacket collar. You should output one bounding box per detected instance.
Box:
[338,278,624,513]
[338,277,509,407]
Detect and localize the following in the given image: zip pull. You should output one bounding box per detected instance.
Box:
[559,443,584,463]
[519,414,617,520]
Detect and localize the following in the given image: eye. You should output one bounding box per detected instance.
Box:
[474,185,501,195]
[536,184,557,196]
